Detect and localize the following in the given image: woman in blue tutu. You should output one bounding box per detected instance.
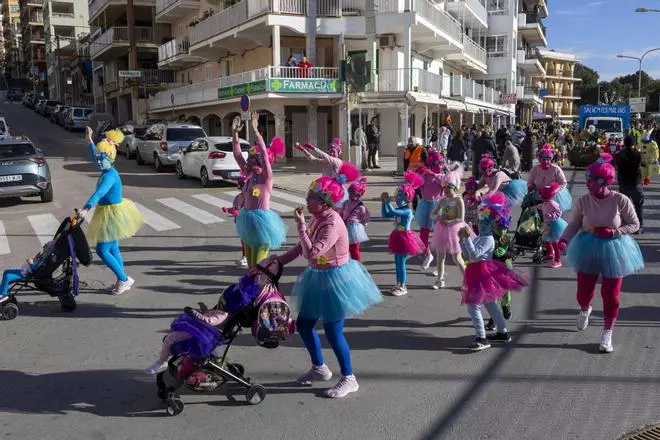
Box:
[559,153,644,353]
[231,113,288,267]
[527,144,572,212]
[261,170,382,399]
[477,154,527,206]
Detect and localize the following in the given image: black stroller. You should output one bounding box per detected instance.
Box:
[512,192,545,264]
[156,261,293,416]
[0,215,92,320]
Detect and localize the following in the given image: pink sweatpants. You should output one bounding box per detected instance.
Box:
[157,331,192,363]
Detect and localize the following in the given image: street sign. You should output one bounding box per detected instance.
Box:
[499,93,517,105]
[629,97,646,113]
[240,94,250,112]
[118,70,142,78]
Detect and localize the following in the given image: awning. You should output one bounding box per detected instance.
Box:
[465,103,482,113]
[444,98,467,111]
[408,92,447,106]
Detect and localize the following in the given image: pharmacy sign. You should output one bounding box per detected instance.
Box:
[269,78,342,94]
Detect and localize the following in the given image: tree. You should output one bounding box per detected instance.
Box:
[574,63,600,104]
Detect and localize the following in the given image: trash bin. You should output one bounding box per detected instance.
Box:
[349,143,361,167]
[395,142,406,176]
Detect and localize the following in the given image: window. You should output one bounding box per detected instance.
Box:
[215,141,250,152]
[166,128,206,142]
[219,59,232,77]
[487,0,508,15]
[0,143,35,158]
[205,63,212,81]
[486,35,507,58]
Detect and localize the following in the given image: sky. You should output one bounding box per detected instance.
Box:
[545,0,660,81]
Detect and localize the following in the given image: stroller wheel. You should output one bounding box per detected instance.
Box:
[157,388,168,401]
[2,302,19,320]
[166,397,184,416]
[59,295,76,312]
[226,363,245,378]
[246,384,266,405]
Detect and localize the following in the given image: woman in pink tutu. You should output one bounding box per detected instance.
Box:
[380,172,425,296]
[430,166,466,290]
[459,192,528,351]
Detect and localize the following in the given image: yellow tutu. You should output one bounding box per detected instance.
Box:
[87,199,144,243]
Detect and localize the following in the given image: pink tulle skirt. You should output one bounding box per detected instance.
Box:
[462,260,528,305]
[431,221,466,254]
[388,229,425,256]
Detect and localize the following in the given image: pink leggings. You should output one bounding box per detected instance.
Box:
[576,272,623,330]
[420,228,430,254]
[157,331,192,363]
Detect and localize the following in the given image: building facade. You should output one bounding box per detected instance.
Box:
[536,48,581,124]
[19,0,46,91]
[3,0,22,80]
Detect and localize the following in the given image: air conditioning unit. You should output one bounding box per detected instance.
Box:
[379,35,396,48]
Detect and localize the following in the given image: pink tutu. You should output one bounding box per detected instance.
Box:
[388,229,425,256]
[462,260,528,305]
[431,221,466,254]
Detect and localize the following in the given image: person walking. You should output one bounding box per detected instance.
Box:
[353,124,368,171]
[502,140,521,173]
[366,117,381,169]
[447,129,467,164]
[615,135,644,234]
[472,129,497,180]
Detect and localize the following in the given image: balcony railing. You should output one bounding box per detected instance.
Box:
[519,12,547,36]
[445,0,487,24]
[380,0,463,43]
[158,36,189,62]
[318,0,366,16]
[189,1,250,46]
[150,66,340,110]
[118,69,178,87]
[366,68,442,95]
[463,35,487,65]
[89,26,154,58]
[448,75,501,105]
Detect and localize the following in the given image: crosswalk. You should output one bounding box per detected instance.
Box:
[0,189,305,257]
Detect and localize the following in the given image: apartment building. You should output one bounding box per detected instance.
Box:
[3,0,22,79]
[88,0,173,123]
[20,0,46,91]
[147,0,516,159]
[68,33,94,106]
[536,48,581,124]
[44,0,89,101]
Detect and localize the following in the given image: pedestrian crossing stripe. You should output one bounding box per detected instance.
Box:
[134,202,181,232]
[225,190,295,214]
[0,221,9,255]
[157,197,224,224]
[27,213,60,245]
[191,193,234,211]
[271,190,307,206]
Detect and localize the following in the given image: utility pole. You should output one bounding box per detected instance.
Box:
[56,34,62,102]
[127,0,137,70]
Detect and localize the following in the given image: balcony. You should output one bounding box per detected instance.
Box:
[445,75,502,106]
[521,0,549,18]
[446,34,487,73]
[158,36,205,68]
[155,0,200,23]
[517,49,545,75]
[149,66,341,111]
[518,12,547,47]
[516,84,543,104]
[89,0,155,22]
[444,0,488,28]
[318,0,367,16]
[117,69,179,88]
[89,26,158,61]
[366,68,442,95]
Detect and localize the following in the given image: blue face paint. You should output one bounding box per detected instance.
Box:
[478,220,492,236]
[94,152,114,171]
[395,193,408,208]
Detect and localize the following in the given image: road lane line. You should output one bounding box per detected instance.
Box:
[191,193,234,210]
[157,197,224,224]
[225,190,295,214]
[0,221,9,255]
[28,213,60,245]
[134,202,181,231]
[271,189,307,205]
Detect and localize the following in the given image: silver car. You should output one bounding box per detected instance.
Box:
[64,107,92,131]
[117,124,147,159]
[0,137,53,202]
[135,123,207,171]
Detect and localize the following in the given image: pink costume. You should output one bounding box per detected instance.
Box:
[479,171,510,197]
[431,196,466,254]
[233,137,272,211]
[157,309,228,363]
[307,147,344,178]
[540,200,561,223]
[528,164,567,190]
[340,199,370,226]
[419,172,444,200]
[561,192,639,239]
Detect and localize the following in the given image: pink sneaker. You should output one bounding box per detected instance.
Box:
[548,261,562,269]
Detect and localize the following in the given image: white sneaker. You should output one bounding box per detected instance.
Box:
[145,361,168,375]
[577,305,592,331]
[104,280,119,293]
[432,278,445,290]
[599,329,613,353]
[391,285,408,297]
[297,364,333,385]
[324,375,359,398]
[112,277,134,295]
[432,270,439,277]
[237,256,248,267]
[421,253,434,271]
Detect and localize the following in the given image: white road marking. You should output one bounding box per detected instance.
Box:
[0,221,9,255]
[271,189,307,205]
[225,190,295,214]
[28,213,60,245]
[191,193,234,209]
[134,202,181,231]
[157,197,224,224]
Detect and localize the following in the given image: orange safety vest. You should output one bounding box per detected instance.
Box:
[405,146,425,170]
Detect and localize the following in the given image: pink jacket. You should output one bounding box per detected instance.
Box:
[339,199,370,225]
[279,209,350,268]
[419,172,443,201]
[191,309,228,327]
[560,192,640,241]
[309,148,343,178]
[540,200,562,222]
[528,164,567,190]
[233,136,273,210]
[480,171,510,196]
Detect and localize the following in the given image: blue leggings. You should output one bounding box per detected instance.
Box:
[467,302,508,339]
[296,317,352,376]
[394,255,408,284]
[96,240,127,281]
[0,269,23,296]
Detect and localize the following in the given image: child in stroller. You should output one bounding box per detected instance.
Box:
[513,192,546,264]
[154,261,294,416]
[0,215,92,320]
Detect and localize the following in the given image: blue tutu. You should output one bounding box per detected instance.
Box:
[170,313,223,361]
[236,208,288,249]
[347,222,369,244]
[415,198,436,229]
[335,185,349,209]
[543,218,567,242]
[500,179,528,206]
[566,231,644,278]
[293,259,383,322]
[554,188,573,212]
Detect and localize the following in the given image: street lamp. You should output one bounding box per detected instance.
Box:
[616,47,660,97]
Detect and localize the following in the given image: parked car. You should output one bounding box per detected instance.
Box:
[0,116,11,139]
[34,98,47,114]
[57,106,71,126]
[7,88,24,101]
[117,123,147,159]
[22,93,37,107]
[176,136,249,187]
[50,105,62,123]
[43,100,61,117]
[0,136,53,202]
[135,123,207,171]
[64,107,92,131]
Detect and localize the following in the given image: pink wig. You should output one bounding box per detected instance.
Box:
[539,182,560,201]
[329,137,343,155]
[586,153,616,186]
[404,170,425,188]
[479,154,495,171]
[538,145,554,159]
[478,191,512,230]
[465,176,478,192]
[442,168,462,190]
[309,176,345,205]
[348,177,367,197]
[426,150,445,168]
[249,136,285,165]
[396,184,416,203]
[337,162,361,184]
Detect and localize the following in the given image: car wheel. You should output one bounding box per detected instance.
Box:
[200,167,210,187]
[176,161,186,179]
[136,148,145,165]
[154,155,164,172]
[40,184,54,203]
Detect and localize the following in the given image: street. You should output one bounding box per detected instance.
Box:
[1,102,660,440]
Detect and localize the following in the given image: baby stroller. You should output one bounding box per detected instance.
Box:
[513,192,545,264]
[156,260,295,416]
[0,215,92,320]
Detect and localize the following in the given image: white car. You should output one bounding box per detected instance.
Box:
[176,136,250,187]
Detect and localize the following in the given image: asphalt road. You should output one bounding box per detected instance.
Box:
[1,102,660,440]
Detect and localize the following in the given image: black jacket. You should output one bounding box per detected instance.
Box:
[615,148,643,187]
[448,138,467,162]
[473,134,498,164]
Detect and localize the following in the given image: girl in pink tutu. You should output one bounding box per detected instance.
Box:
[430,166,466,290]
[459,192,528,351]
[381,172,425,296]
[463,176,481,235]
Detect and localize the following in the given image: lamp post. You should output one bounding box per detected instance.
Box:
[616,47,660,97]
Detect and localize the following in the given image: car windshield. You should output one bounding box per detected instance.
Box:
[0,144,35,158]
[167,128,206,142]
[586,119,622,132]
[73,108,92,118]
[135,127,148,137]
[215,141,250,152]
